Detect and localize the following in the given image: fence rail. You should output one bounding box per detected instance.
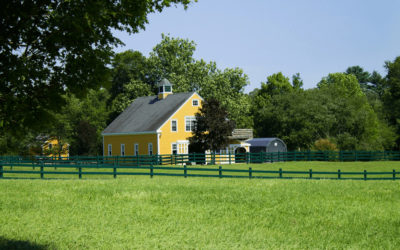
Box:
[0,151,399,166]
[0,162,399,181]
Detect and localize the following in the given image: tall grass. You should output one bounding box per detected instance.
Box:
[1,177,399,249]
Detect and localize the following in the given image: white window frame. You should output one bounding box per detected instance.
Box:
[164,85,172,93]
[121,144,125,156]
[108,144,112,156]
[171,143,178,155]
[148,143,153,155]
[192,99,199,106]
[134,143,139,156]
[185,116,196,132]
[171,119,178,132]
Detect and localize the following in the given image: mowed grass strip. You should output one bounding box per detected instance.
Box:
[0,177,399,249]
[1,161,400,180]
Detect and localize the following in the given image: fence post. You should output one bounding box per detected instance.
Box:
[40,161,44,179]
[364,170,367,181]
[229,151,231,165]
[79,167,82,179]
[279,168,282,178]
[219,166,222,178]
[338,169,341,179]
[393,169,396,181]
[309,169,312,179]
[150,165,154,178]
[249,167,252,179]
[113,166,117,179]
[0,165,3,178]
[184,165,187,178]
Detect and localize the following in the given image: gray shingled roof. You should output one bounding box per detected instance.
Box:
[103,92,195,134]
[246,138,283,147]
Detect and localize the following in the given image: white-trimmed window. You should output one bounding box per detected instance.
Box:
[172,143,178,155]
[148,143,153,155]
[171,119,177,132]
[134,143,139,156]
[121,144,125,156]
[164,85,172,92]
[185,116,196,132]
[108,144,112,156]
[192,99,199,106]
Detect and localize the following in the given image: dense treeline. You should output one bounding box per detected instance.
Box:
[0,35,399,155]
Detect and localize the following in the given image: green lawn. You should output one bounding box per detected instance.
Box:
[1,175,400,249]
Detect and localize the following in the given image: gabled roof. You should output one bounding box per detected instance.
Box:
[103,92,197,135]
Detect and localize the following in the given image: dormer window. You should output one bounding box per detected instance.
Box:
[164,85,171,92]
[192,99,199,106]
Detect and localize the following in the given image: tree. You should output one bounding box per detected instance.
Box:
[0,0,193,136]
[73,120,99,156]
[108,35,252,128]
[189,99,235,152]
[109,50,150,101]
[109,80,153,121]
[345,66,371,90]
[383,56,400,149]
[252,72,394,151]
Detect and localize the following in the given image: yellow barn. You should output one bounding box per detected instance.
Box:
[41,137,69,158]
[102,79,251,157]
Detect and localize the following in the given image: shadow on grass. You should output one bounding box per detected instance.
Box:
[0,237,49,250]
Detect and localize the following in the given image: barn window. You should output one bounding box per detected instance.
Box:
[172,143,177,155]
[171,120,177,132]
[134,144,139,156]
[185,116,196,132]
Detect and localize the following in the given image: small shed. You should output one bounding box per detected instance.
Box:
[246,138,287,153]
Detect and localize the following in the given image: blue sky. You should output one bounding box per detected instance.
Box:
[114,0,400,92]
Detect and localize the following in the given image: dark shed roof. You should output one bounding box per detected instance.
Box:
[103,92,195,134]
[246,138,284,147]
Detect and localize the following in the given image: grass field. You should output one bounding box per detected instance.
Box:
[1,163,400,249]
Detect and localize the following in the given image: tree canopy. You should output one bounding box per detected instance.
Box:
[0,0,193,136]
[107,35,252,128]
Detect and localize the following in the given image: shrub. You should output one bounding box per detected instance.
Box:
[313,138,338,151]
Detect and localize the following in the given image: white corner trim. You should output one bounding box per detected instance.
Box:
[157,132,161,155]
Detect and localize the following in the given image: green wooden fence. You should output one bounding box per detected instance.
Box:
[0,151,399,166]
[0,161,399,181]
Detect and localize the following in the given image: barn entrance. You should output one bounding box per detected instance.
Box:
[235,147,247,163]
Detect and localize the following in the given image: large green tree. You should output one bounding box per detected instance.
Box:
[0,0,193,136]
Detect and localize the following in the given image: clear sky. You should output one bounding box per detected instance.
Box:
[113,0,400,92]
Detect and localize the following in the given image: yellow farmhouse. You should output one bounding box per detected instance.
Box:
[102,79,251,157]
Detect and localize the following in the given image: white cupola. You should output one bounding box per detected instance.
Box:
[157,78,173,100]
